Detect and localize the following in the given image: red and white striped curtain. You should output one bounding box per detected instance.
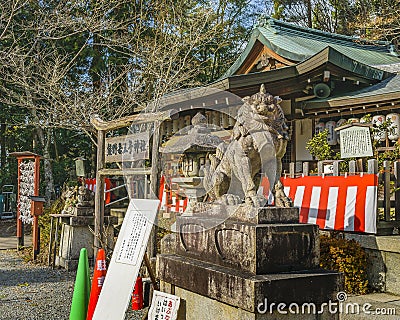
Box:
[281,174,378,234]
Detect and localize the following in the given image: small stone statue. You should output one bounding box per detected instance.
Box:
[61,185,95,215]
[76,185,95,207]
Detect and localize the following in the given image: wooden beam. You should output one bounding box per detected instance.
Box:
[90,110,176,131]
[94,130,106,254]
[148,120,161,258]
[98,168,151,176]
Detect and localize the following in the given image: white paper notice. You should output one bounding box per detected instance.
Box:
[340,126,373,158]
[148,290,180,320]
[93,199,159,320]
[116,209,149,265]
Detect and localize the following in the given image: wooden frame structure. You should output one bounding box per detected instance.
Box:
[90,110,176,257]
[10,151,41,257]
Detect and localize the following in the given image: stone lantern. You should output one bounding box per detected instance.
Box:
[160,112,222,213]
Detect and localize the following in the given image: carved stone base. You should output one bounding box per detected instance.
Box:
[71,206,94,216]
[176,216,319,274]
[158,254,343,314]
[160,283,339,320]
[158,206,343,319]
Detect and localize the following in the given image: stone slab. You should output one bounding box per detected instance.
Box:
[160,283,338,320]
[385,251,400,295]
[345,234,400,254]
[231,206,300,224]
[364,293,400,303]
[71,206,94,216]
[158,254,343,313]
[176,216,319,274]
[191,206,300,224]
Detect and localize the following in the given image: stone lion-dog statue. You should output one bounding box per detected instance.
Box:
[203,84,292,208]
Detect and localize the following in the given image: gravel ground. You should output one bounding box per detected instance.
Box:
[0,250,146,320]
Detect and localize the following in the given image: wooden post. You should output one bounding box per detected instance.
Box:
[317,161,323,176]
[368,159,379,228]
[94,130,106,254]
[16,158,23,248]
[367,159,378,174]
[395,160,400,221]
[289,162,295,178]
[32,156,40,260]
[148,120,161,258]
[357,158,364,173]
[47,216,54,266]
[383,160,391,222]
[332,160,340,176]
[302,162,309,176]
[349,160,356,175]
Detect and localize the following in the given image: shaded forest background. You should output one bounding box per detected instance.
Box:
[0,0,398,200]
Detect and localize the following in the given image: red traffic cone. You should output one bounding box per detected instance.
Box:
[131,276,143,310]
[86,249,107,320]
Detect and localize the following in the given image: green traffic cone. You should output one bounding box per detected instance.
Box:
[70,248,91,320]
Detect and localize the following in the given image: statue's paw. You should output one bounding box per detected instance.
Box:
[217,194,241,205]
[245,194,265,207]
[275,195,293,208]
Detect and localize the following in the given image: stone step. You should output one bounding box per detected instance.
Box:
[158,253,343,314]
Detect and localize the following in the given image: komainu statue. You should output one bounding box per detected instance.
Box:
[203,84,292,207]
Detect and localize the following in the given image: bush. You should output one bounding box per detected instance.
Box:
[320,235,368,294]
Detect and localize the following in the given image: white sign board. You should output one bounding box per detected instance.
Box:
[105,132,149,163]
[340,126,373,158]
[148,290,180,320]
[93,199,159,320]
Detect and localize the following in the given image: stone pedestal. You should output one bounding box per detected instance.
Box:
[158,207,343,319]
[55,215,116,270]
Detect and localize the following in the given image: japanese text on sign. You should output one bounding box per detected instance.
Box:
[19,161,35,224]
[116,209,149,265]
[105,132,149,163]
[148,291,180,320]
[340,126,373,158]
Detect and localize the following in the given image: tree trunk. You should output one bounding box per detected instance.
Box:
[36,126,55,202]
[306,0,312,28]
[0,122,6,168]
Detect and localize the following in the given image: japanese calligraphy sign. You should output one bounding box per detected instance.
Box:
[93,199,159,320]
[339,126,373,158]
[116,205,149,265]
[105,132,149,163]
[148,291,180,320]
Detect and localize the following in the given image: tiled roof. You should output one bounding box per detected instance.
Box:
[223,16,400,77]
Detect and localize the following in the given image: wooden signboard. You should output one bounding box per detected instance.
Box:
[92,199,159,320]
[105,132,149,163]
[148,290,181,320]
[339,126,373,158]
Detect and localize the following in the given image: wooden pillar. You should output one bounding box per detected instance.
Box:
[383,160,391,222]
[317,161,323,176]
[148,120,161,258]
[302,162,309,176]
[32,156,40,259]
[289,162,295,178]
[395,161,400,221]
[332,161,340,176]
[16,158,23,248]
[290,99,296,163]
[349,160,356,175]
[94,130,106,253]
[368,159,379,228]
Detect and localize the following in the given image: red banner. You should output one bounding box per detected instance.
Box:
[281,174,378,233]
